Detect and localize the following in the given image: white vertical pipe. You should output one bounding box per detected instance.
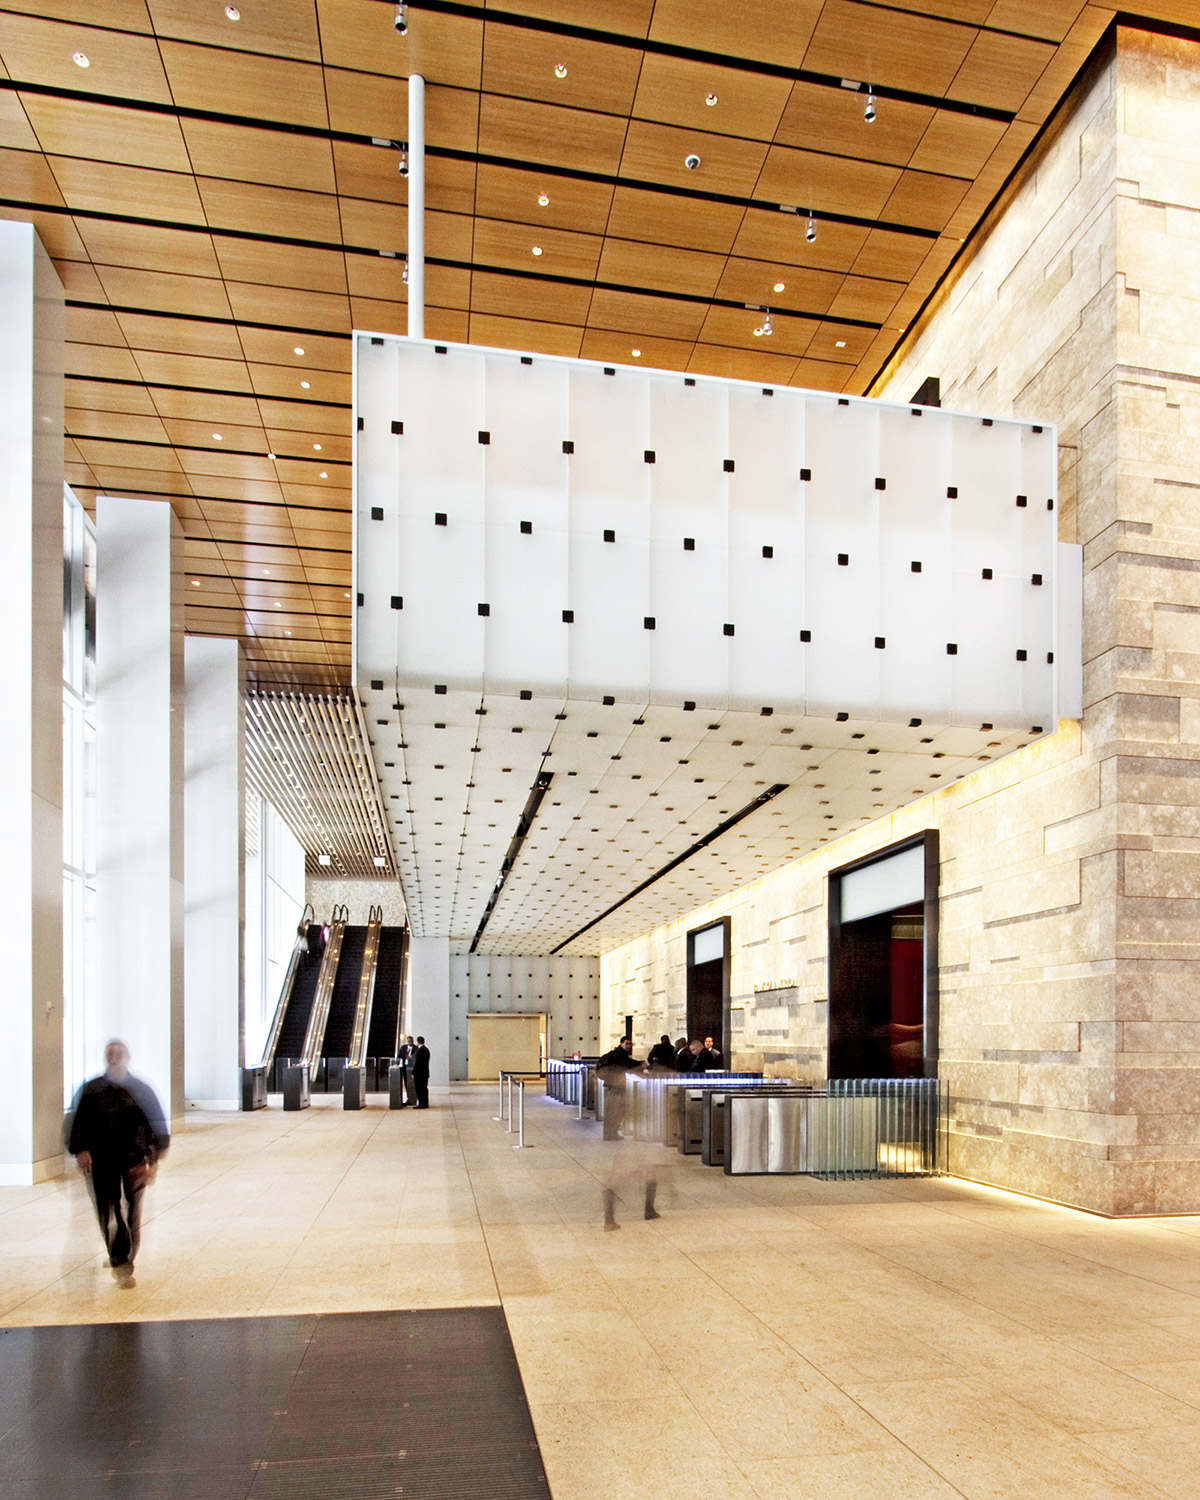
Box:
[407,72,425,339]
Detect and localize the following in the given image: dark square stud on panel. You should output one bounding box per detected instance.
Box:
[357,592,365,606]
[947,486,958,499]
[1047,498,1055,511]
[371,506,384,520]
[836,712,849,722]
[477,603,490,616]
[761,706,773,716]
[371,336,383,346]
[683,700,695,710]
[684,537,695,551]
[911,560,922,572]
[391,419,403,434]
[644,616,655,630]
[435,345,447,354]
[644,450,655,464]
[562,609,574,623]
[1033,425,1043,433]
[874,477,886,491]
[519,689,532,700]
[800,467,812,482]
[800,629,811,642]
[603,529,615,543]
[1047,651,1054,663]
[1016,494,1028,507]
[603,695,615,705]
[562,439,574,454]
[1032,724,1043,733]
[478,430,490,445]
[909,718,922,727]
[371,679,384,691]
[376,718,387,725]
[762,387,773,397]
[763,545,773,559]
[875,637,886,649]
[837,553,849,566]
[982,567,993,580]
[982,417,993,427]
[520,520,532,535]
[1031,573,1043,586]
[981,722,992,730]
[357,416,364,431]
[604,366,615,376]
[1016,649,1027,661]
[435,512,447,526]
[946,643,958,655]
[684,377,696,387]
[723,623,735,637]
[838,398,849,406]
[723,458,735,473]
[520,355,532,365]
[390,595,402,610]
[434,684,447,695]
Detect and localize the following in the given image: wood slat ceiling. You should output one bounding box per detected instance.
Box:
[0,0,1185,686]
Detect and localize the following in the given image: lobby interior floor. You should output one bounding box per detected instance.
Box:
[4,1086,1200,1500]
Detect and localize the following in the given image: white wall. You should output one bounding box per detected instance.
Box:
[449,954,599,1080]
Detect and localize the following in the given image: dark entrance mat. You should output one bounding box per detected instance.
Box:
[0,1308,551,1500]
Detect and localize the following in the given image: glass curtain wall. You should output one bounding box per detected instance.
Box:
[62,486,97,1105]
[244,793,306,1064]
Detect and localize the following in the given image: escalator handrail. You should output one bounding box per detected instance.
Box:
[260,940,306,1071]
[300,917,347,1072]
[348,913,383,1068]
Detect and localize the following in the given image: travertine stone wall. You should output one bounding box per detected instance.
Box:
[306,877,406,926]
[448,954,600,1081]
[601,29,1200,1215]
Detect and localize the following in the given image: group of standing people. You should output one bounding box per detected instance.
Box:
[645,1034,724,1072]
[393,1034,431,1108]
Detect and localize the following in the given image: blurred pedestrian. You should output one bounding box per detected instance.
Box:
[597,1036,639,1141]
[66,1041,169,1289]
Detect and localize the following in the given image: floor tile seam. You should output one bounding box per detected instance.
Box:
[438,1102,504,1312]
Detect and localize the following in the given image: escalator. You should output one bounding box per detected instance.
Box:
[316,923,368,1091]
[367,925,407,1088]
[272,924,325,1086]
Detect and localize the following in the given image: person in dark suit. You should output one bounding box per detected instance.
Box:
[66,1040,169,1289]
[647,1034,676,1070]
[412,1036,431,1108]
[395,1035,414,1106]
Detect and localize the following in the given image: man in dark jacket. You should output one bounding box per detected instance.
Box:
[597,1036,640,1141]
[67,1040,169,1288]
[412,1036,431,1108]
[647,1034,676,1070]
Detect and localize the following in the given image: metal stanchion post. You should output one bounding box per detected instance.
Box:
[494,1069,504,1121]
[506,1073,513,1132]
[513,1079,525,1148]
[576,1066,584,1121]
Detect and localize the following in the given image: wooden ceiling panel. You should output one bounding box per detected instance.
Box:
[75,220,220,277]
[197,178,342,243]
[66,378,159,416]
[632,54,792,143]
[238,328,351,373]
[257,398,350,437]
[587,288,708,341]
[789,356,853,392]
[145,0,321,60]
[50,154,205,222]
[66,407,169,444]
[826,275,905,324]
[478,94,628,176]
[731,206,868,270]
[806,319,877,363]
[605,185,745,256]
[620,119,769,198]
[0,204,86,258]
[851,228,936,281]
[948,30,1056,111]
[192,476,286,505]
[474,164,613,237]
[133,348,251,392]
[214,240,348,296]
[648,0,821,65]
[774,80,934,168]
[20,94,189,171]
[2,2,153,30]
[95,264,233,320]
[0,89,35,151]
[162,419,268,453]
[909,110,1008,177]
[422,307,472,343]
[713,257,843,316]
[158,40,329,129]
[803,2,977,96]
[472,217,602,280]
[63,342,143,381]
[0,14,172,102]
[0,144,63,204]
[480,24,643,117]
[324,72,480,153]
[182,119,337,195]
[755,144,901,221]
[686,342,800,384]
[596,237,728,299]
[985,0,1087,43]
[224,281,351,332]
[469,269,593,327]
[76,436,181,470]
[698,304,816,359]
[880,169,969,232]
[329,140,476,214]
[282,483,350,510]
[150,387,264,424]
[247,362,351,404]
[286,428,351,462]
[53,260,108,301]
[116,312,245,361]
[315,0,483,88]
[178,446,279,483]
[65,305,126,347]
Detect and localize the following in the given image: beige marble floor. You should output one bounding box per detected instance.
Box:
[5,1087,1200,1500]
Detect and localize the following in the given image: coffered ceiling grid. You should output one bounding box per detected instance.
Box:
[0,0,1187,684]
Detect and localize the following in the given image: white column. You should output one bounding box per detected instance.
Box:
[408,935,449,1089]
[184,637,245,1109]
[0,222,64,1184]
[96,496,184,1118]
[407,72,425,338]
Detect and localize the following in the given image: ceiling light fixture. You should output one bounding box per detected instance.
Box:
[212,432,222,440]
[268,452,276,460]
[394,3,407,35]
[805,210,817,244]
[319,471,328,478]
[684,153,701,170]
[554,62,567,78]
[72,51,90,67]
[402,257,409,284]
[774,281,786,293]
[293,346,304,356]
[300,380,311,389]
[835,340,846,348]
[705,92,718,106]
[225,4,240,18]
[531,245,543,256]
[631,348,641,357]
[537,192,549,206]
[864,87,876,124]
[753,311,773,338]
[398,143,409,177]
[191,578,200,587]
[313,442,322,450]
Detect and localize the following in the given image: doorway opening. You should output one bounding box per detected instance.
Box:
[686,917,731,1054]
[828,834,938,1079]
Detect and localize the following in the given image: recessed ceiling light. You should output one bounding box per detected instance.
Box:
[344,590,351,598]
[319,471,328,478]
[212,432,222,440]
[225,5,241,19]
[531,245,543,256]
[191,579,200,587]
[274,601,281,607]
[554,63,567,78]
[537,192,549,206]
[835,340,846,348]
[293,346,305,356]
[300,380,311,388]
[774,281,785,292]
[263,568,270,576]
[313,442,322,450]
[631,348,641,357]
[705,92,718,106]
[267,452,276,460]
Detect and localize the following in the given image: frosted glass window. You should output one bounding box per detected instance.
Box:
[692,924,724,963]
[839,844,925,923]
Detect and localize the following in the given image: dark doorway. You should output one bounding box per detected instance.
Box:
[686,918,730,1052]
[828,834,938,1080]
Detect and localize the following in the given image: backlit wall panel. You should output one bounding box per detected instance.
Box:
[355,335,1071,731]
